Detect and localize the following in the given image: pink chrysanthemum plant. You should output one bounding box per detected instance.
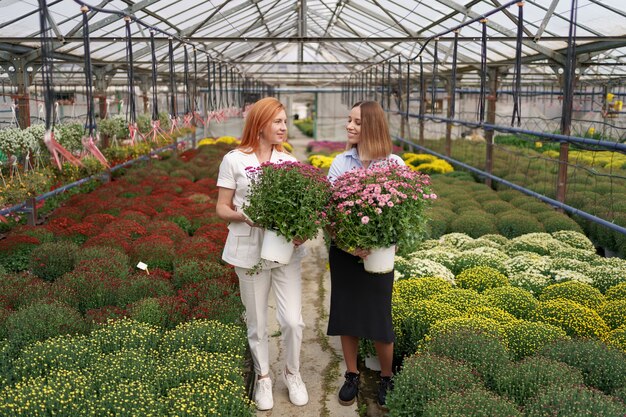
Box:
[243,161,332,242]
[328,162,436,256]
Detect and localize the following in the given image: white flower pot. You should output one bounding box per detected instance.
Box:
[363,245,396,274]
[365,355,381,371]
[261,229,294,264]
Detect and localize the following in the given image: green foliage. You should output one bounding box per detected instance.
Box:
[163,378,255,417]
[172,259,233,289]
[496,211,544,238]
[539,338,626,394]
[129,298,169,327]
[55,122,84,152]
[244,161,331,242]
[160,319,247,357]
[533,298,610,340]
[482,200,515,215]
[97,115,130,140]
[28,241,80,282]
[606,281,626,301]
[448,212,498,238]
[118,273,175,306]
[56,266,122,313]
[525,385,626,417]
[393,299,461,359]
[540,281,605,310]
[608,326,626,353]
[5,300,88,349]
[421,388,522,417]
[456,266,509,293]
[0,236,40,272]
[483,286,538,320]
[493,356,584,407]
[293,117,314,137]
[386,353,481,417]
[598,300,626,330]
[540,213,583,233]
[0,369,93,416]
[11,334,96,380]
[75,246,130,279]
[423,328,509,386]
[90,318,161,354]
[503,320,568,360]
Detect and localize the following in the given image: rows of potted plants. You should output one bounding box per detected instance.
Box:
[0,112,195,211]
[386,230,626,415]
[423,138,626,256]
[0,143,255,415]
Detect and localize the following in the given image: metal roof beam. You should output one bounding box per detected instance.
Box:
[432,0,566,65]
[181,0,234,37]
[74,0,163,37]
[533,0,559,41]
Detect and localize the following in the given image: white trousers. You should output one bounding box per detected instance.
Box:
[235,260,305,377]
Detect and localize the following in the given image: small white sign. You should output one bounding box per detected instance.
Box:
[136,261,150,275]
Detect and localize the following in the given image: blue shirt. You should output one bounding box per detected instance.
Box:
[327,147,406,183]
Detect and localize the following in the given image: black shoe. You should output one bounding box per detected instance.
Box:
[377,376,394,407]
[338,371,359,406]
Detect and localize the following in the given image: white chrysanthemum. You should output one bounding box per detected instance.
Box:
[548,258,590,275]
[506,233,564,256]
[552,269,593,284]
[509,272,550,296]
[505,253,551,276]
[395,257,454,284]
[438,233,474,249]
[551,230,595,252]
[410,247,460,270]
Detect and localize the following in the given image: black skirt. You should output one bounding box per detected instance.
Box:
[327,244,395,343]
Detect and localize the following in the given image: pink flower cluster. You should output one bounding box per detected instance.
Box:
[329,163,435,251]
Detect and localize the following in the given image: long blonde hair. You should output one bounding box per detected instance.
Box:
[347,101,392,160]
[238,97,286,153]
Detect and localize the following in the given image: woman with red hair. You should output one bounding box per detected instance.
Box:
[216,97,309,411]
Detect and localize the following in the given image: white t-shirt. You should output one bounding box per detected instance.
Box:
[217,147,304,269]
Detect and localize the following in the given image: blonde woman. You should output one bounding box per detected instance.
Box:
[327,101,404,407]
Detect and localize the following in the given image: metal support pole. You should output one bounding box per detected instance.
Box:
[485,69,498,188]
[13,57,31,128]
[25,197,37,226]
[445,78,452,157]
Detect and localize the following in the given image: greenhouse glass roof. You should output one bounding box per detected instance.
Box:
[0,0,624,87]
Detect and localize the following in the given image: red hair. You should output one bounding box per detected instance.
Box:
[238,97,286,153]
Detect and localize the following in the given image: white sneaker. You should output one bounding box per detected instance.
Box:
[255,377,273,411]
[282,368,309,406]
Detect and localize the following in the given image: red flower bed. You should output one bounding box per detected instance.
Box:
[146,220,189,242]
[83,213,117,228]
[44,217,78,234]
[0,235,40,251]
[83,232,132,253]
[47,206,84,220]
[119,210,151,225]
[102,219,148,240]
[85,305,127,324]
[174,236,222,262]
[194,223,228,245]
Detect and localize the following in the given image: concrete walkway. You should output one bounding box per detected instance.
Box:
[255,132,387,417]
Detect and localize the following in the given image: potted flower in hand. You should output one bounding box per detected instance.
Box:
[329,163,436,273]
[243,160,331,264]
